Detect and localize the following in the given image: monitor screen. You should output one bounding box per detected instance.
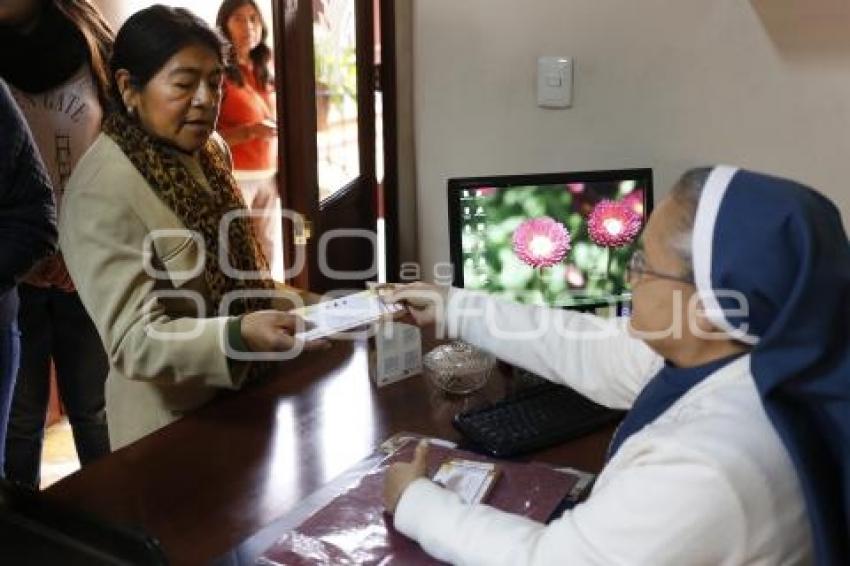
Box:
[448,169,653,309]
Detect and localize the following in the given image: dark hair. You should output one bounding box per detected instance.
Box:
[110,5,227,111]
[215,0,272,89]
[53,0,114,106]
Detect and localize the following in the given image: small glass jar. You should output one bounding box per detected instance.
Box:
[423,341,496,395]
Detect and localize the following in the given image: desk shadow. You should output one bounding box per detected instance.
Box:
[751,0,850,63]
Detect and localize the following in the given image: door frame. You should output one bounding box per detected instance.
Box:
[378,0,400,283]
[272,0,318,290]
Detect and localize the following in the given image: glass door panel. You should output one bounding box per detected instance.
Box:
[313,0,360,201]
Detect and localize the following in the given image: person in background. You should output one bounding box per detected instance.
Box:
[215,0,284,282]
[60,5,325,449]
[0,79,58,478]
[0,0,111,488]
[384,167,850,565]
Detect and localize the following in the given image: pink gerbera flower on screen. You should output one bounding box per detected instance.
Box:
[587,200,642,248]
[512,217,571,268]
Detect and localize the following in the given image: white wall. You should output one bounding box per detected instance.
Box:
[413,0,850,278]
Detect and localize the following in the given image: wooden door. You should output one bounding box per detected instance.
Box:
[274,0,395,294]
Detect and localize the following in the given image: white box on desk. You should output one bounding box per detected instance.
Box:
[368,321,422,387]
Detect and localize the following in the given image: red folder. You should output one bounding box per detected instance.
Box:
[258,441,579,565]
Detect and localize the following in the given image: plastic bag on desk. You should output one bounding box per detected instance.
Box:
[257,441,580,565]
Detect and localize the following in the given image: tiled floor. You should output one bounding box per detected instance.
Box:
[41,418,80,489]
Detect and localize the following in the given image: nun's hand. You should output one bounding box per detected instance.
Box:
[384,440,429,514]
[380,282,450,327]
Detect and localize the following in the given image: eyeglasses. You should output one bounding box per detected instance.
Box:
[626,249,694,286]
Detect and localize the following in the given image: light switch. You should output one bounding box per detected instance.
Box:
[537,56,572,108]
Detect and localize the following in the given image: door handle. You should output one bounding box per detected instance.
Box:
[295,220,313,245]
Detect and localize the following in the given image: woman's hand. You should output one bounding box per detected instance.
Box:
[383,440,429,515]
[247,119,277,139]
[24,254,75,292]
[382,282,450,327]
[219,120,278,147]
[240,310,328,352]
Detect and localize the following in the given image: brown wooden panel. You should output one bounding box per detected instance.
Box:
[274,0,320,290]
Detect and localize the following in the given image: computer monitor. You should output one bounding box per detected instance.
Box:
[448,168,653,310]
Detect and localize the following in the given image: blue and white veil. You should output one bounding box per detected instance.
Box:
[693,166,850,565]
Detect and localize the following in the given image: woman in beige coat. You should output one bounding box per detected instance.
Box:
[60,6,323,449]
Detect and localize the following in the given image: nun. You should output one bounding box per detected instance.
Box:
[383,166,849,565]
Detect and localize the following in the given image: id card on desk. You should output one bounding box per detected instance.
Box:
[432,459,500,505]
[291,289,402,341]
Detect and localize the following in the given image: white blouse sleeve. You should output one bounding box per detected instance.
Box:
[444,288,662,409]
[394,439,748,566]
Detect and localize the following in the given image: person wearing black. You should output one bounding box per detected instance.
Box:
[0,0,112,487]
[0,78,57,478]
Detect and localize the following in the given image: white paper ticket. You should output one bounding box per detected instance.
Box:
[292,289,402,341]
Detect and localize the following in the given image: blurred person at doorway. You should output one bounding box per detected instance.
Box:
[216,0,284,282]
[0,0,112,488]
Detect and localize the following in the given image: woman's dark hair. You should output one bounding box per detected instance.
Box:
[53,0,114,106]
[215,0,272,89]
[110,5,227,111]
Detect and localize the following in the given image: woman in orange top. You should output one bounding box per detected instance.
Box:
[216,0,283,281]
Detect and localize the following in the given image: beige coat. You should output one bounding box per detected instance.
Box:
[60,133,291,449]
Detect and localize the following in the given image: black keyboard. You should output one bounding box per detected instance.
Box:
[453,381,623,458]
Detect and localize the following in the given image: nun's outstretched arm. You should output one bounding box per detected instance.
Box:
[394,439,747,566]
[444,288,662,409]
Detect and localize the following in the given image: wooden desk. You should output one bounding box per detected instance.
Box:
[44,339,616,565]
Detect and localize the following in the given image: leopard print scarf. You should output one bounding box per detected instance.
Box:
[103,111,274,315]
